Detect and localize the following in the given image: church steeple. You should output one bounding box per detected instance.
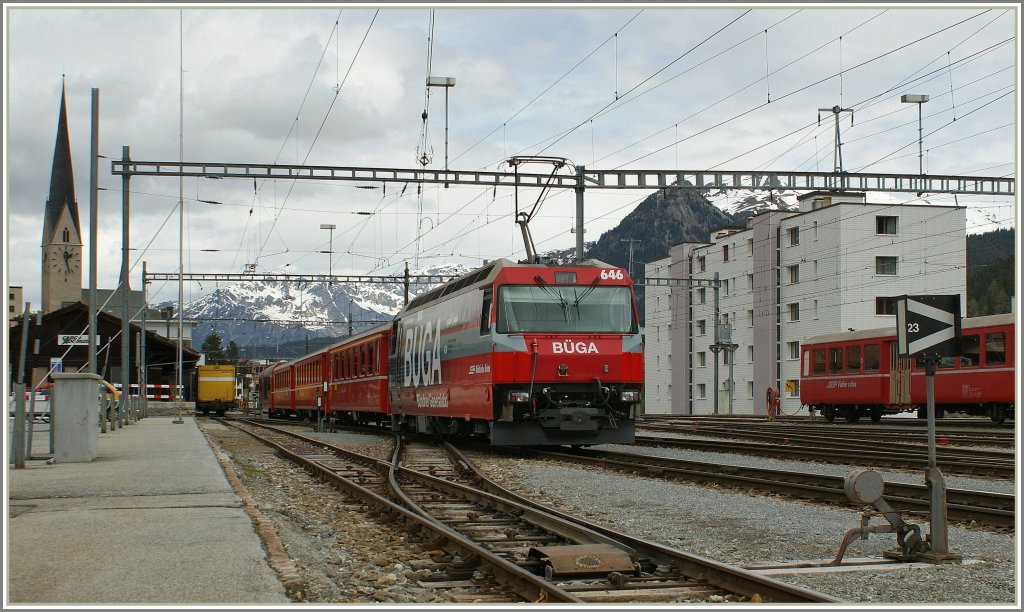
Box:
[40,80,84,314]
[42,81,80,244]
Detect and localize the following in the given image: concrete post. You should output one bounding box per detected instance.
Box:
[51,373,102,463]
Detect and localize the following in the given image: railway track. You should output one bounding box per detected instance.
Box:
[221,418,840,604]
[485,445,1014,529]
[640,420,1016,448]
[642,414,1014,429]
[633,433,1016,479]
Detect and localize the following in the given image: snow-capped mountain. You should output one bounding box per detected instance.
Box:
[176,263,468,347]
[701,187,801,220]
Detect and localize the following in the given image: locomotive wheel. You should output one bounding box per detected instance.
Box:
[990,405,1006,425]
[823,406,836,423]
[870,407,883,423]
[847,412,861,423]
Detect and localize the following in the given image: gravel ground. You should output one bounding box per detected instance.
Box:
[202,420,518,604]
[466,451,1018,605]
[205,420,1017,605]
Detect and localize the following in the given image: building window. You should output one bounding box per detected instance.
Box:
[747,345,754,362]
[697,384,706,399]
[788,303,800,322]
[747,381,754,398]
[813,221,818,239]
[876,296,896,315]
[698,256,706,272]
[723,279,729,295]
[747,238,753,255]
[876,216,898,235]
[787,341,799,360]
[747,309,754,326]
[723,244,729,262]
[814,299,819,319]
[697,288,705,304]
[697,320,706,335]
[788,226,800,246]
[62,228,70,242]
[875,256,898,275]
[697,352,706,367]
[787,264,799,284]
[747,273,753,290]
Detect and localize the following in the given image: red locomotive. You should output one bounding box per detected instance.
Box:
[800,313,1015,424]
[259,258,643,445]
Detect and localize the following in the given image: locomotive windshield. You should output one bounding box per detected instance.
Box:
[496,283,637,333]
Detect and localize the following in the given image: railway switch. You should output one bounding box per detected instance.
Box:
[830,469,928,566]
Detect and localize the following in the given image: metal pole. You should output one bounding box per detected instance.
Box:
[575,165,585,263]
[925,357,937,469]
[176,20,185,424]
[917,102,924,175]
[444,86,449,185]
[88,88,99,375]
[713,272,720,416]
[141,261,148,419]
[11,302,31,468]
[924,355,951,557]
[120,145,131,430]
[404,262,410,305]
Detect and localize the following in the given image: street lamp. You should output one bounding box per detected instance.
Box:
[319,223,336,277]
[426,76,456,181]
[901,94,929,175]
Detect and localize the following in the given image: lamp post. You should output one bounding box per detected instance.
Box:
[426,76,456,183]
[319,223,336,278]
[901,94,929,175]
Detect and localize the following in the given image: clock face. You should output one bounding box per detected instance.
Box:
[45,245,79,275]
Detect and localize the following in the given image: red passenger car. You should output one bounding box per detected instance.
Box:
[800,313,1015,424]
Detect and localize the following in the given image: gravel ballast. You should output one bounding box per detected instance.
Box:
[207,420,1017,605]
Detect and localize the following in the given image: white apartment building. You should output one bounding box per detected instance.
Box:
[646,191,967,416]
[643,258,673,413]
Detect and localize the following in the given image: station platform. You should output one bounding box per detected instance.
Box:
[6,416,291,606]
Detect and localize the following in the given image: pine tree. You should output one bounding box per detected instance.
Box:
[202,332,227,364]
[226,340,240,364]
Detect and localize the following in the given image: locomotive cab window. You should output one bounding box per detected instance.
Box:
[496,284,637,334]
[480,287,493,335]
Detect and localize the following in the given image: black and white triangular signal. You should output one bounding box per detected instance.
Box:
[895,295,962,358]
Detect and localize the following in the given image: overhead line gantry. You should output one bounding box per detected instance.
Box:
[113,156,1015,263]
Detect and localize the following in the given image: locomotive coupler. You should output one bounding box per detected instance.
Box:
[830,469,929,566]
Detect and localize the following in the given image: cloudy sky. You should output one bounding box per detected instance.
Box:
[4,3,1019,309]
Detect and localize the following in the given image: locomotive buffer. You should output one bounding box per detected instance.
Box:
[895,294,963,564]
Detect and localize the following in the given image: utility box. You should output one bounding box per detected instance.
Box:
[51,373,101,463]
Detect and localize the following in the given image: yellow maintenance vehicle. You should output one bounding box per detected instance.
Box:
[196,364,236,416]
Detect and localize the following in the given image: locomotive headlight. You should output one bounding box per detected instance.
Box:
[508,391,531,403]
[620,390,641,403]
